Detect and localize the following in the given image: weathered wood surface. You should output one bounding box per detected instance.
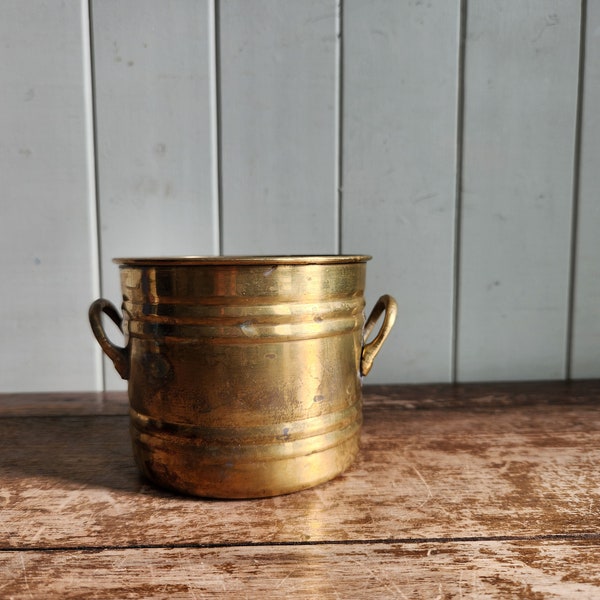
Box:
[0,392,128,418]
[2,539,600,599]
[3,380,599,417]
[1,382,600,597]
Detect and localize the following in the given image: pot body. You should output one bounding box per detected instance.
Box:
[89,256,396,498]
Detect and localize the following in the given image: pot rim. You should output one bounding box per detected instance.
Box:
[113,255,372,266]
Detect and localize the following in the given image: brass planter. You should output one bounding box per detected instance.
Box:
[89,256,396,498]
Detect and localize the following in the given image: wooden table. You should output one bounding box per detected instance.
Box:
[2,381,600,598]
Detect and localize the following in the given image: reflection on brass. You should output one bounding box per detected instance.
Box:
[89,256,397,498]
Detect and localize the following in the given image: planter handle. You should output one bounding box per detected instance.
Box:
[361,294,397,377]
[89,298,129,380]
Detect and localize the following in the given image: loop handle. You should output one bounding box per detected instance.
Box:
[361,294,398,377]
[88,298,130,380]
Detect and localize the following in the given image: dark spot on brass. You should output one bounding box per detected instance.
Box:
[142,351,173,387]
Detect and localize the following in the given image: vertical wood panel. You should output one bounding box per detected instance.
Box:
[457,1,580,381]
[0,0,101,392]
[91,0,217,389]
[219,0,338,254]
[1,2,595,392]
[343,0,461,383]
[572,1,600,378]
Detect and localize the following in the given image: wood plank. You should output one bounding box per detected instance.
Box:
[0,0,102,392]
[219,0,338,254]
[364,379,600,410]
[457,1,581,381]
[2,381,599,418]
[342,0,461,384]
[91,0,217,390]
[2,539,600,598]
[571,1,600,378]
[0,392,128,418]
[2,390,600,549]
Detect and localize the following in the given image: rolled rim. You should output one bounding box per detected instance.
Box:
[113,255,372,266]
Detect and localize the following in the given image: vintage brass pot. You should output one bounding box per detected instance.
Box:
[89,256,397,498]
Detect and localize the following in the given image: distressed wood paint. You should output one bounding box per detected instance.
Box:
[2,540,600,599]
[457,0,581,381]
[3,402,600,547]
[2,383,600,596]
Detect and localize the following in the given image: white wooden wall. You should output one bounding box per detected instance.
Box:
[1,0,598,392]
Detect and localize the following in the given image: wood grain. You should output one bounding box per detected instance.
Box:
[365,379,600,409]
[0,392,128,418]
[2,539,600,599]
[2,380,599,417]
[2,384,600,550]
[2,383,600,597]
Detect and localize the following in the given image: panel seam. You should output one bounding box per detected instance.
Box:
[210,0,224,255]
[451,0,468,384]
[85,0,105,391]
[335,0,344,255]
[565,0,587,380]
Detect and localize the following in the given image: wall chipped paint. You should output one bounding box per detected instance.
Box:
[0,0,596,391]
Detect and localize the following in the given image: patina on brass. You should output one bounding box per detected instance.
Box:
[89,256,397,498]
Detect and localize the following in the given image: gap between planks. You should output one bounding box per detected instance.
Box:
[4,532,600,555]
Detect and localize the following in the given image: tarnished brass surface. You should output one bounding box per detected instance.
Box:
[89,256,396,498]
